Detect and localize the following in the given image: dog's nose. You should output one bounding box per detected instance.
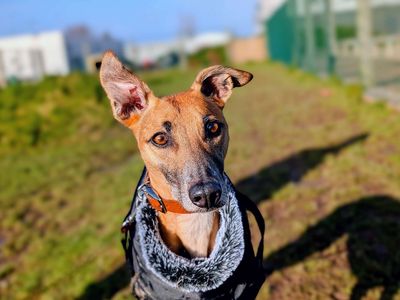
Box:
[189,182,222,208]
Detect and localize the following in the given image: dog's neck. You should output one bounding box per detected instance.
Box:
[147,171,220,258]
[157,211,220,257]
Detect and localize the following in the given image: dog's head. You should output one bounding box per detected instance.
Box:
[100,52,252,212]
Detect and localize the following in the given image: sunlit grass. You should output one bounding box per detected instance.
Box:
[1,62,400,299]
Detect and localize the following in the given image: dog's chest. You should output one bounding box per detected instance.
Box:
[175,211,219,257]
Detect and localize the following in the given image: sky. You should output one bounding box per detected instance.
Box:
[0,0,259,42]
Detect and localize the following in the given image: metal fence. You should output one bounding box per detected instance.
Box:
[266,0,400,104]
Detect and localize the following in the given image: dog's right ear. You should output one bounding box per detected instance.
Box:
[100,51,154,127]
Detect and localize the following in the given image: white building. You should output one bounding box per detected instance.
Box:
[184,32,231,54]
[0,31,69,83]
[124,32,231,67]
[256,0,285,33]
[124,41,177,67]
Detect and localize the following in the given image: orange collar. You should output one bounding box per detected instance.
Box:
[146,194,191,214]
[140,176,191,214]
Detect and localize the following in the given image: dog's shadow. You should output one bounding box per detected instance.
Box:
[77,264,130,300]
[77,133,371,299]
[264,195,400,300]
[235,133,368,203]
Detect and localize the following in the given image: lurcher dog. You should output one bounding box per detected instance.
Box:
[99,52,264,299]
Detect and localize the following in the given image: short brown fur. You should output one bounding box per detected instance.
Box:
[100,51,252,257]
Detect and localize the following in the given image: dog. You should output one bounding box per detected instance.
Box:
[99,52,265,299]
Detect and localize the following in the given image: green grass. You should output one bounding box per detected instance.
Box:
[1,63,400,299]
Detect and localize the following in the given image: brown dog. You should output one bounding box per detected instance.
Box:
[100,51,252,258]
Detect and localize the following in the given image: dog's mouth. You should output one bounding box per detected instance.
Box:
[166,165,229,213]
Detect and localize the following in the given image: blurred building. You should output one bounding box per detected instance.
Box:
[184,32,231,54]
[84,53,104,73]
[65,26,124,71]
[64,26,92,71]
[0,31,69,83]
[0,27,125,84]
[124,41,177,68]
[256,0,285,33]
[124,32,231,68]
[227,36,268,64]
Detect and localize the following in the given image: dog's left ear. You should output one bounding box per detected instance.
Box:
[191,65,253,108]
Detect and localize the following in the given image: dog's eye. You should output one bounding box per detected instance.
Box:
[205,121,222,138]
[151,133,168,147]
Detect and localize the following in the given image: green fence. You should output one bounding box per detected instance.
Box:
[266,0,400,103]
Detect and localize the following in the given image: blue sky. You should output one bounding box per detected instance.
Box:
[0,0,258,42]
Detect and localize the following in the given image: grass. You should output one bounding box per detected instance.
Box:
[1,62,400,300]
